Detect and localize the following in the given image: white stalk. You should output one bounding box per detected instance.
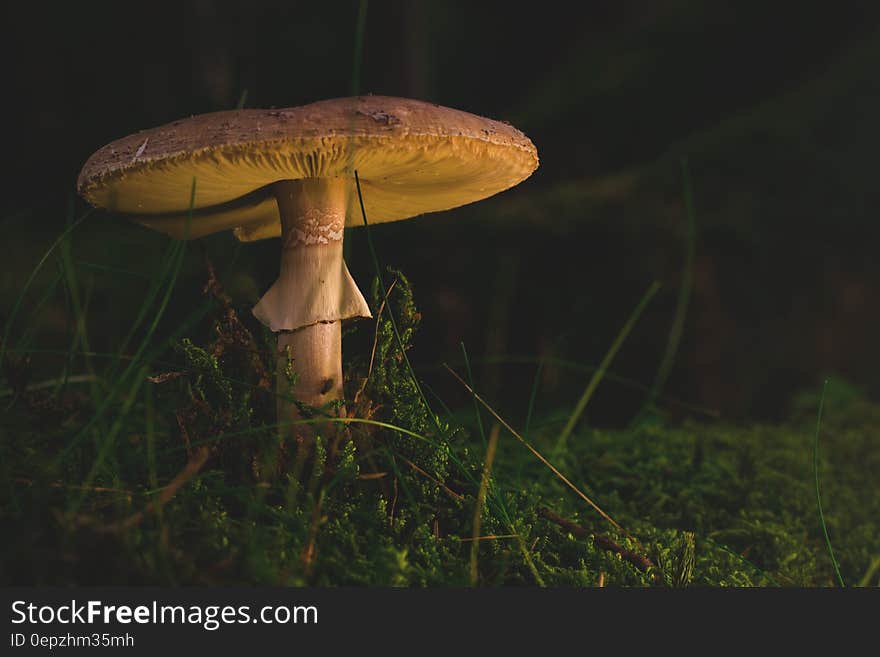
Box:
[252,178,371,446]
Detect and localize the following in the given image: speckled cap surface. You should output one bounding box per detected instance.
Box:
[77,95,539,241]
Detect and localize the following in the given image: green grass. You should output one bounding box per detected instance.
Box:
[813,379,845,587]
[1,5,877,582]
[554,280,661,454]
[350,0,368,97]
[631,157,697,426]
[1,197,877,585]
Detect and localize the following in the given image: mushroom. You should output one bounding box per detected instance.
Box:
[77,96,538,451]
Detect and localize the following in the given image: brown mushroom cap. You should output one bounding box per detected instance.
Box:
[77,96,539,241]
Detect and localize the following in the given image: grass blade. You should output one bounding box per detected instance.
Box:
[351,0,368,96]
[444,363,628,537]
[857,557,880,587]
[633,157,697,424]
[54,180,195,465]
[1,210,92,365]
[555,280,661,453]
[461,342,487,447]
[524,359,544,439]
[813,378,845,587]
[470,424,500,586]
[59,203,101,404]
[517,357,545,484]
[480,354,718,419]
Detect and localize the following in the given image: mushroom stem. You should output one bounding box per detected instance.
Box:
[277,321,344,443]
[253,178,371,453]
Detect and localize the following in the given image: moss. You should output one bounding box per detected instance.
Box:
[1,269,877,587]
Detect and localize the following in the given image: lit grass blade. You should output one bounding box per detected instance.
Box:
[857,557,880,587]
[470,424,500,586]
[481,353,718,419]
[633,157,697,425]
[555,281,661,453]
[813,378,845,587]
[445,364,628,537]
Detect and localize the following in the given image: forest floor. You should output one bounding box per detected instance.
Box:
[2,263,877,587]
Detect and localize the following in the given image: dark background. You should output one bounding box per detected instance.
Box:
[4,0,880,424]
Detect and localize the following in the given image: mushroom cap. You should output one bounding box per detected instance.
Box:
[77,96,539,241]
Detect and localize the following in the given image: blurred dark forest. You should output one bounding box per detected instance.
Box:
[4,0,880,424]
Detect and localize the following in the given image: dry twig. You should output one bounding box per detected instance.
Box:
[444,364,628,537]
[538,507,661,583]
[66,447,212,534]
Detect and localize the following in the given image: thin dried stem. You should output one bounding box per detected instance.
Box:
[353,278,398,408]
[67,446,211,534]
[444,364,629,537]
[398,454,464,502]
[460,534,519,543]
[538,507,660,583]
